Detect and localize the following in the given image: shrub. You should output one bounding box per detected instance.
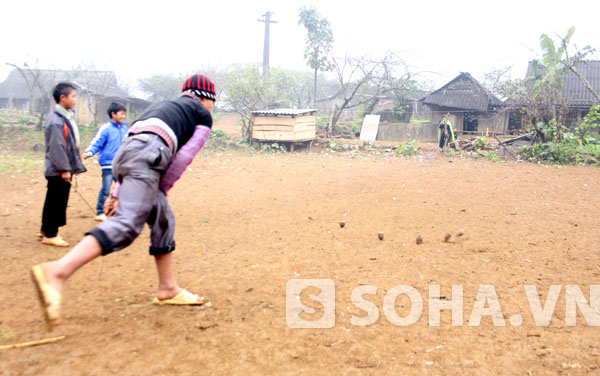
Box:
[485,150,501,162]
[328,139,338,151]
[259,142,287,153]
[395,140,420,156]
[520,112,600,165]
[206,129,229,149]
[520,143,600,165]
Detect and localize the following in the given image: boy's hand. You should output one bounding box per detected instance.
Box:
[60,171,71,182]
[104,196,118,217]
[82,152,92,159]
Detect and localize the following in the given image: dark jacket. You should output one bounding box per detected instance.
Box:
[134,95,212,151]
[43,107,86,177]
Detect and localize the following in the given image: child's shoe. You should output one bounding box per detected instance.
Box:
[42,235,69,247]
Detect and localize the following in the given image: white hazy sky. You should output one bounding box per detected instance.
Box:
[1,0,598,91]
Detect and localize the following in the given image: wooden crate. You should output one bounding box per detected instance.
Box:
[251,109,316,142]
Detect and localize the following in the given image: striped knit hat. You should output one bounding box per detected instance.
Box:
[182,74,216,101]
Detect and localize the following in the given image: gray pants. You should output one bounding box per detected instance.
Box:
[87,134,175,256]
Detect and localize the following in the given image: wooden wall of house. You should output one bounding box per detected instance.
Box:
[75,94,93,124]
[429,107,464,131]
[477,111,509,133]
[428,105,510,134]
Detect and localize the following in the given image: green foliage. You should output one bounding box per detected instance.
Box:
[17,113,37,125]
[485,151,501,163]
[520,142,600,165]
[442,148,460,156]
[529,28,574,100]
[0,153,44,173]
[333,123,354,137]
[409,118,430,124]
[395,140,420,156]
[392,104,409,121]
[328,139,338,151]
[297,6,334,72]
[204,129,229,150]
[351,124,360,136]
[578,105,600,144]
[472,136,490,151]
[520,114,600,165]
[315,115,330,129]
[259,142,287,154]
[525,26,596,125]
[138,74,185,102]
[210,129,227,139]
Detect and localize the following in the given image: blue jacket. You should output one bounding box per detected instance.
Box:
[85,120,128,168]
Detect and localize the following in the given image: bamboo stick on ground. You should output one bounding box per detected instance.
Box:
[0,336,66,350]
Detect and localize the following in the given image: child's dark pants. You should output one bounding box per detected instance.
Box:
[41,176,71,238]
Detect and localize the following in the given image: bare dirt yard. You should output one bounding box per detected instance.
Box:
[1,119,599,375]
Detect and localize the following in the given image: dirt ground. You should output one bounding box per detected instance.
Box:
[1,120,600,375]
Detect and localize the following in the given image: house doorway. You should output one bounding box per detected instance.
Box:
[464,111,478,132]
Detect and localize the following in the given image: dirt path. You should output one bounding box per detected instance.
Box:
[1,150,599,375]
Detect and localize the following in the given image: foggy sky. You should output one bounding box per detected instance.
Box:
[1,0,598,92]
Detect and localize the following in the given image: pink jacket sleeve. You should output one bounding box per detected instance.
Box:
[159,125,211,194]
[110,126,210,198]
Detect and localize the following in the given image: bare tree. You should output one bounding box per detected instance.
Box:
[327,51,416,134]
[6,63,59,129]
[74,66,125,125]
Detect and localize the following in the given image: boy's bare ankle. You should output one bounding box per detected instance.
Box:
[42,262,65,292]
[156,286,182,300]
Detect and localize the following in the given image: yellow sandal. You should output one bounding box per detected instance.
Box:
[31,264,62,328]
[153,290,210,306]
[42,235,69,247]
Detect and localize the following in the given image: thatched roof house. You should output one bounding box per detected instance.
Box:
[420,72,508,134]
[0,69,150,123]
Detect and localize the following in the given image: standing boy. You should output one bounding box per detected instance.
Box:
[31,74,215,327]
[40,82,86,247]
[83,102,128,222]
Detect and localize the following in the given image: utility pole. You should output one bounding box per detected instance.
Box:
[258,11,277,77]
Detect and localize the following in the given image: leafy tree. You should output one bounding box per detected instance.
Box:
[138,74,185,102]
[527,26,598,139]
[298,6,334,107]
[138,67,224,104]
[219,64,273,140]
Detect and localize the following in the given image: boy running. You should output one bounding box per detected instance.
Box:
[31,74,216,327]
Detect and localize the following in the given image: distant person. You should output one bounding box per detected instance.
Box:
[31,74,216,328]
[39,82,86,247]
[83,102,128,222]
[438,114,455,151]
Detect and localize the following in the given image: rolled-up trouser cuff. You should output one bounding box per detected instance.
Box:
[149,241,176,256]
[86,227,114,255]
